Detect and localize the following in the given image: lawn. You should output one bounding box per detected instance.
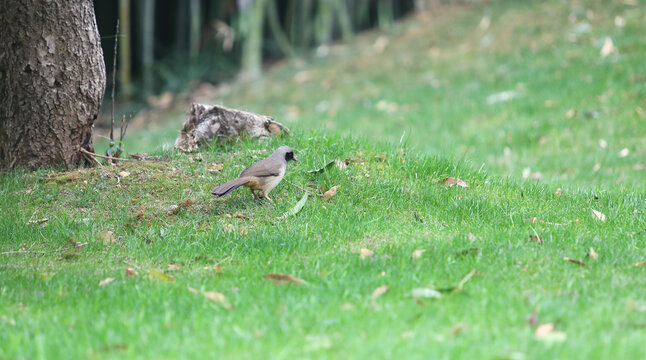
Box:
[2,0,646,359]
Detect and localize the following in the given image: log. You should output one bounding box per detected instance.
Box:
[174,103,289,152]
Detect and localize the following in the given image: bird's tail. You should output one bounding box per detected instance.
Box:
[211,177,251,196]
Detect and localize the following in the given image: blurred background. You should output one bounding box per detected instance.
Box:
[93,0,646,189]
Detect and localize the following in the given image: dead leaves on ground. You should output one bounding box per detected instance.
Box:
[442,177,470,188]
[371,285,390,300]
[99,230,119,245]
[264,273,306,285]
[360,248,374,259]
[323,185,340,201]
[535,323,567,343]
[188,287,233,310]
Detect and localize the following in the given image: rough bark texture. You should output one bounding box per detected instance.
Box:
[175,103,289,152]
[0,0,106,169]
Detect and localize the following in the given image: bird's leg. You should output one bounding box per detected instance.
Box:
[249,188,258,199]
[262,193,275,204]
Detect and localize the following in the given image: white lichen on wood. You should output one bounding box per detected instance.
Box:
[175,103,289,152]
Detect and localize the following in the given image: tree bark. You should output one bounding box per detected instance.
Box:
[0,0,106,170]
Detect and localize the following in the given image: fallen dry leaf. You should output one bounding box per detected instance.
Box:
[371,285,390,300]
[118,171,130,178]
[443,177,469,188]
[634,261,645,267]
[566,109,577,118]
[554,188,563,196]
[563,257,586,267]
[619,148,630,157]
[411,249,426,262]
[26,218,49,226]
[125,268,138,277]
[149,270,176,282]
[588,248,599,261]
[591,209,607,222]
[411,288,441,299]
[188,287,233,310]
[323,185,340,201]
[99,230,118,245]
[167,264,182,271]
[600,37,617,57]
[340,302,355,311]
[264,273,306,285]
[535,322,567,343]
[535,323,554,337]
[207,163,224,173]
[599,139,608,149]
[99,277,115,287]
[360,248,374,259]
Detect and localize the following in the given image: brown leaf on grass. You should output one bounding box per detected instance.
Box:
[563,257,586,267]
[528,235,543,245]
[125,268,138,277]
[188,287,233,310]
[99,230,118,245]
[411,249,426,262]
[588,248,599,261]
[207,163,224,173]
[371,285,390,300]
[167,264,182,271]
[149,270,176,282]
[535,323,554,337]
[360,248,374,259]
[99,277,115,287]
[600,37,617,57]
[118,171,130,178]
[591,209,607,222]
[323,185,340,201]
[26,218,49,226]
[554,188,563,196]
[566,109,577,118]
[264,273,306,285]
[535,323,567,342]
[178,199,193,209]
[443,177,469,188]
[634,261,645,267]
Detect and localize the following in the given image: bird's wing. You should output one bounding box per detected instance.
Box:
[239,158,281,178]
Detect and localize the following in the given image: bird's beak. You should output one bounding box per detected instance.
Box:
[292,157,298,162]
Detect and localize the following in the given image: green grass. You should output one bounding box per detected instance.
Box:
[2,135,645,359]
[3,0,646,359]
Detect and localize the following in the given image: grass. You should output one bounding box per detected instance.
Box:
[3,0,646,359]
[2,135,645,359]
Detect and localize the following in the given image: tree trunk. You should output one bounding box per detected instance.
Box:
[0,0,106,170]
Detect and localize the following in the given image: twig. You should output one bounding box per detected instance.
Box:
[110,19,119,143]
[79,148,133,162]
[215,256,231,266]
[1,242,88,255]
[284,180,324,197]
[457,269,476,290]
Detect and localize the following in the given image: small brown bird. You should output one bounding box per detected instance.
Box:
[211,146,297,202]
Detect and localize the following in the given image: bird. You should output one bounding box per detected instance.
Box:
[211,146,297,202]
